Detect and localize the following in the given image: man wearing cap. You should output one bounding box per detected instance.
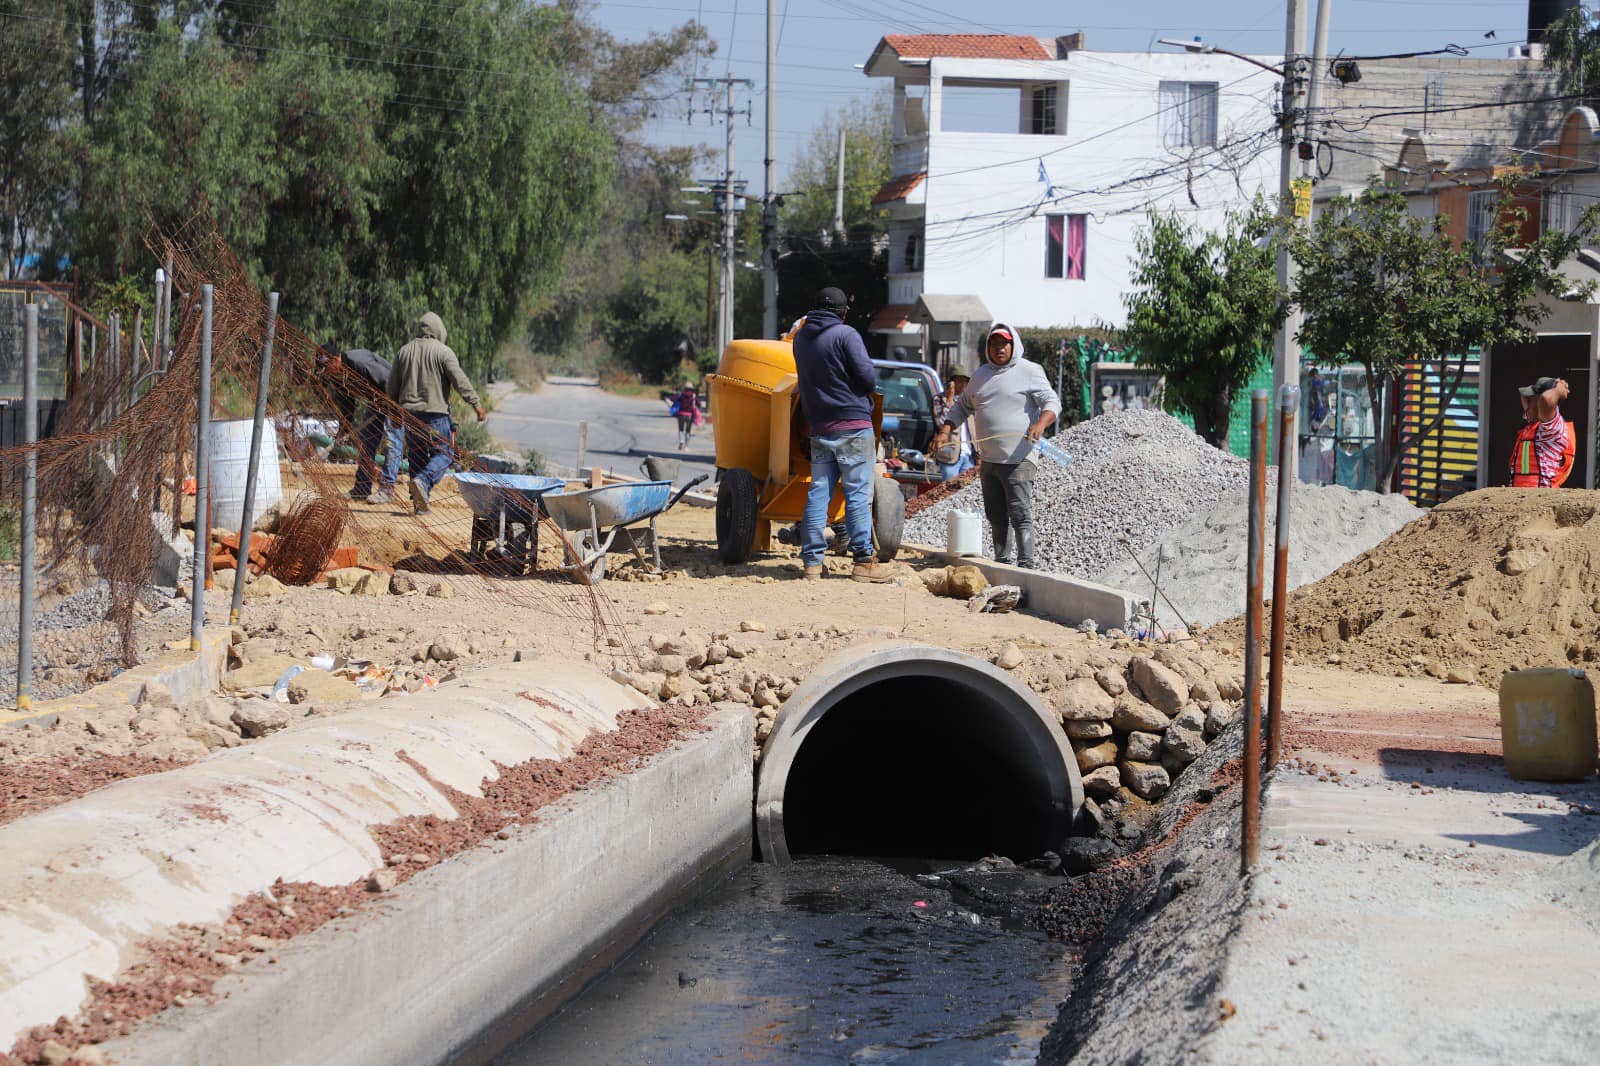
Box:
[930,323,1060,569]
[792,287,893,583]
[389,311,486,514]
[932,364,975,480]
[1510,375,1576,488]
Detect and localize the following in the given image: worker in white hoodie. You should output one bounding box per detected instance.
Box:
[929,324,1060,569]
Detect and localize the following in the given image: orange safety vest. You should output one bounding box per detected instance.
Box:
[1510,419,1577,487]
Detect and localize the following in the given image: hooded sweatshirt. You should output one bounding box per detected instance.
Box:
[792,308,876,432]
[388,312,481,415]
[945,324,1061,464]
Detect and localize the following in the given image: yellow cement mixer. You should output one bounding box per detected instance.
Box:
[707,337,905,564]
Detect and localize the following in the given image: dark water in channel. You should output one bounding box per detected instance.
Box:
[499,856,1070,1065]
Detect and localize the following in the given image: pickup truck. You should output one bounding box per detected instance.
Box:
[872,359,946,489]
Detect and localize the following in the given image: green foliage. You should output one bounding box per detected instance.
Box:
[1291,178,1595,490]
[600,247,706,382]
[0,0,75,277]
[1541,7,1600,103]
[780,92,893,237]
[1123,203,1284,447]
[0,503,16,562]
[521,446,546,475]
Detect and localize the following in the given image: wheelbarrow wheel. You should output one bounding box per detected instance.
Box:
[716,468,759,564]
[872,476,905,562]
[563,529,608,585]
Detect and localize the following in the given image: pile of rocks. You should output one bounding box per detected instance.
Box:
[904,409,1248,578]
[1031,646,1241,805]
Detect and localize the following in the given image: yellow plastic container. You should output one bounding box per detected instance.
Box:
[709,339,796,478]
[1499,668,1598,781]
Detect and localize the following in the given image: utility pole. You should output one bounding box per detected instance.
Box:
[833,129,847,237]
[762,0,779,339]
[688,76,753,356]
[1272,0,1310,478]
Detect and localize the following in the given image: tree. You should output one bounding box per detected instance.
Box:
[1540,6,1600,104]
[781,92,892,238]
[0,0,75,277]
[1291,179,1594,492]
[1122,203,1284,447]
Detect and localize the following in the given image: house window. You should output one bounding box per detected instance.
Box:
[1030,85,1058,135]
[1542,183,1576,236]
[904,233,922,273]
[1158,81,1219,148]
[1466,189,1497,261]
[1046,214,1087,280]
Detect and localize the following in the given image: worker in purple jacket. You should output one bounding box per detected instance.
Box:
[791,287,892,583]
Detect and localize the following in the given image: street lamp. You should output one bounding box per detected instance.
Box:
[1156,37,1283,76]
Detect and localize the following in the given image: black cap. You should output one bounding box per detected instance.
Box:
[1518,375,1560,397]
[815,286,849,313]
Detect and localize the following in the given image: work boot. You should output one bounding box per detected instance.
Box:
[803,564,824,581]
[409,478,431,515]
[345,489,368,501]
[851,559,894,584]
[367,489,393,506]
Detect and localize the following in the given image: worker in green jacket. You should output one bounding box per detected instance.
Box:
[388,311,486,514]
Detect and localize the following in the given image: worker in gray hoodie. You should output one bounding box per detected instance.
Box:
[388,311,485,514]
[930,324,1059,569]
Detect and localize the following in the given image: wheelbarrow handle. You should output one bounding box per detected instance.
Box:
[666,474,710,512]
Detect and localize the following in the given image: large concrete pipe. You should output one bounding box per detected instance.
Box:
[756,643,1083,864]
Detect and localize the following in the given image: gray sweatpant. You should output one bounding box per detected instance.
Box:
[979,459,1037,568]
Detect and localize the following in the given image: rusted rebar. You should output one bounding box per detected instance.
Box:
[1242,388,1268,875]
[1267,385,1300,771]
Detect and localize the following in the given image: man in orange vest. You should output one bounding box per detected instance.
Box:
[1510,375,1576,488]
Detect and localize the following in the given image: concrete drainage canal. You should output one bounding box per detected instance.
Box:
[500,645,1092,1064]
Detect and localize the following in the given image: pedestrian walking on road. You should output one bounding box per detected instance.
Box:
[930,324,1059,569]
[792,286,893,583]
[670,381,702,451]
[320,344,401,504]
[387,311,485,514]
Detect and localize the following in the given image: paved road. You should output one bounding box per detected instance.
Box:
[486,377,716,485]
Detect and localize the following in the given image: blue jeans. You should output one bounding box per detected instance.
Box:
[937,451,975,481]
[403,412,455,494]
[353,415,402,497]
[802,428,876,565]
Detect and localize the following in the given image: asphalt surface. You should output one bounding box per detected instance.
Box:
[486,377,717,486]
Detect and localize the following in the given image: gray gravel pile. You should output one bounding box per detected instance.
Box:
[904,409,1250,579]
[1095,481,1421,630]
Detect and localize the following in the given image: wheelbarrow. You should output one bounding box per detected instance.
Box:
[454,472,567,575]
[541,475,709,584]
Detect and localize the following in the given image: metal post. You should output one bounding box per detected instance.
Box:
[17,304,38,711]
[231,293,277,626]
[762,0,779,339]
[718,80,737,354]
[191,284,213,650]
[1268,385,1300,770]
[833,128,847,236]
[1272,0,1307,473]
[161,256,175,371]
[577,420,588,472]
[108,312,120,408]
[1242,388,1269,875]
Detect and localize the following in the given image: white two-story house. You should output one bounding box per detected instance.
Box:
[862,33,1281,361]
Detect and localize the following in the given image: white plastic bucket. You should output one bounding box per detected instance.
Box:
[946,508,982,556]
[206,418,282,530]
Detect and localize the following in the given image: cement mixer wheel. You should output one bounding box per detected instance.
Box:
[872,476,904,562]
[716,468,760,563]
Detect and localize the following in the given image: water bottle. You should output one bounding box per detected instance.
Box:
[1034,438,1072,469]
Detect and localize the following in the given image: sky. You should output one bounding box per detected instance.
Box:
[589,0,1548,190]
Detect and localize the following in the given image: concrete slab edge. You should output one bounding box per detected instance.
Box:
[101,705,753,1066]
[0,631,229,730]
[902,542,1147,633]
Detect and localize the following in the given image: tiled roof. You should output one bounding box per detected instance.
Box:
[871,171,926,205]
[868,304,914,332]
[882,34,1052,61]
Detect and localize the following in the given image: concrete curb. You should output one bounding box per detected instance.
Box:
[102,706,752,1066]
[0,630,229,730]
[0,662,681,1045]
[903,542,1147,633]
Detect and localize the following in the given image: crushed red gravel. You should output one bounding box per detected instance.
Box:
[904,467,979,519]
[0,754,186,827]
[4,701,709,1066]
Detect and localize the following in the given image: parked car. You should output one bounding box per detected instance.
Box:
[872,359,945,490]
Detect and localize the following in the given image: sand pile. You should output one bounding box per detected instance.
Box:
[1097,482,1422,630]
[1244,488,1600,685]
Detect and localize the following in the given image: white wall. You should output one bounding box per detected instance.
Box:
[915,53,1280,329]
